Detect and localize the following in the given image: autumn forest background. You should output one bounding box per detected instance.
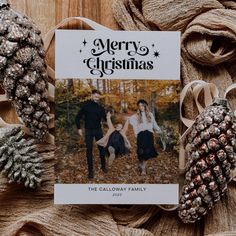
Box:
[55,79,180,184]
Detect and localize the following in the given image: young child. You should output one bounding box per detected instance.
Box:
[97,112,131,166]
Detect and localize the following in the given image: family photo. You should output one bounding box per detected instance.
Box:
[55,79,180,184]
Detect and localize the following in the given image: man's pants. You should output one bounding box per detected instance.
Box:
[85,128,106,174]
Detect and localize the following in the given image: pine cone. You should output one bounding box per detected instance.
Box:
[179,98,236,223]
[0,126,42,188]
[0,0,50,141]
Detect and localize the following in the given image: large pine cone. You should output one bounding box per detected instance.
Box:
[0,0,50,141]
[0,126,42,188]
[178,98,236,223]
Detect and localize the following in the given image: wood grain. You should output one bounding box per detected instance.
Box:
[204,183,236,236]
[11,0,55,36]
[10,0,27,14]
[11,0,56,70]
[82,0,101,28]
[100,0,120,29]
[56,0,83,27]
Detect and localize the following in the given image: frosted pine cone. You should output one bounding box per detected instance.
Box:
[0,0,50,141]
[0,126,42,188]
[179,98,236,223]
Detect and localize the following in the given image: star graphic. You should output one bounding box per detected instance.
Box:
[153,51,160,58]
[79,49,82,53]
[152,44,155,47]
[82,39,87,46]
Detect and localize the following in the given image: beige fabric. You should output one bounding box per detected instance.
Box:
[109,205,160,227]
[182,9,236,66]
[118,225,154,236]
[142,0,224,31]
[3,205,121,236]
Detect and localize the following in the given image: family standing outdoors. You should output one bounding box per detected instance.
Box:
[75,89,163,179]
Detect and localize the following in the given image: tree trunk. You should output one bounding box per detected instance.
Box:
[150,92,157,115]
[103,79,106,93]
[123,81,126,112]
[119,81,123,113]
[88,79,93,88]
[67,79,74,93]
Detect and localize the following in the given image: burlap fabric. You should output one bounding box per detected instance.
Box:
[1,0,236,235]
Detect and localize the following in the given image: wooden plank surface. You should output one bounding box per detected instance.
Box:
[10,0,120,70]
[100,0,120,29]
[10,0,27,15]
[11,0,56,73]
[56,0,83,27]
[82,0,101,28]
[11,0,56,36]
[204,184,236,236]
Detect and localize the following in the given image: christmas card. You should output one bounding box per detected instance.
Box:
[54,24,180,204]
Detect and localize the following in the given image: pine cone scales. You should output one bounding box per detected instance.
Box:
[0,1,50,141]
[179,98,236,223]
[0,126,42,188]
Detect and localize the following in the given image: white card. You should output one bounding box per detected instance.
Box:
[55,30,180,80]
[55,29,180,205]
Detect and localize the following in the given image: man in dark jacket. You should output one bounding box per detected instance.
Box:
[75,89,107,179]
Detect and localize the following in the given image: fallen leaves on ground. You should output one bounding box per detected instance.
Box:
[55,126,179,184]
